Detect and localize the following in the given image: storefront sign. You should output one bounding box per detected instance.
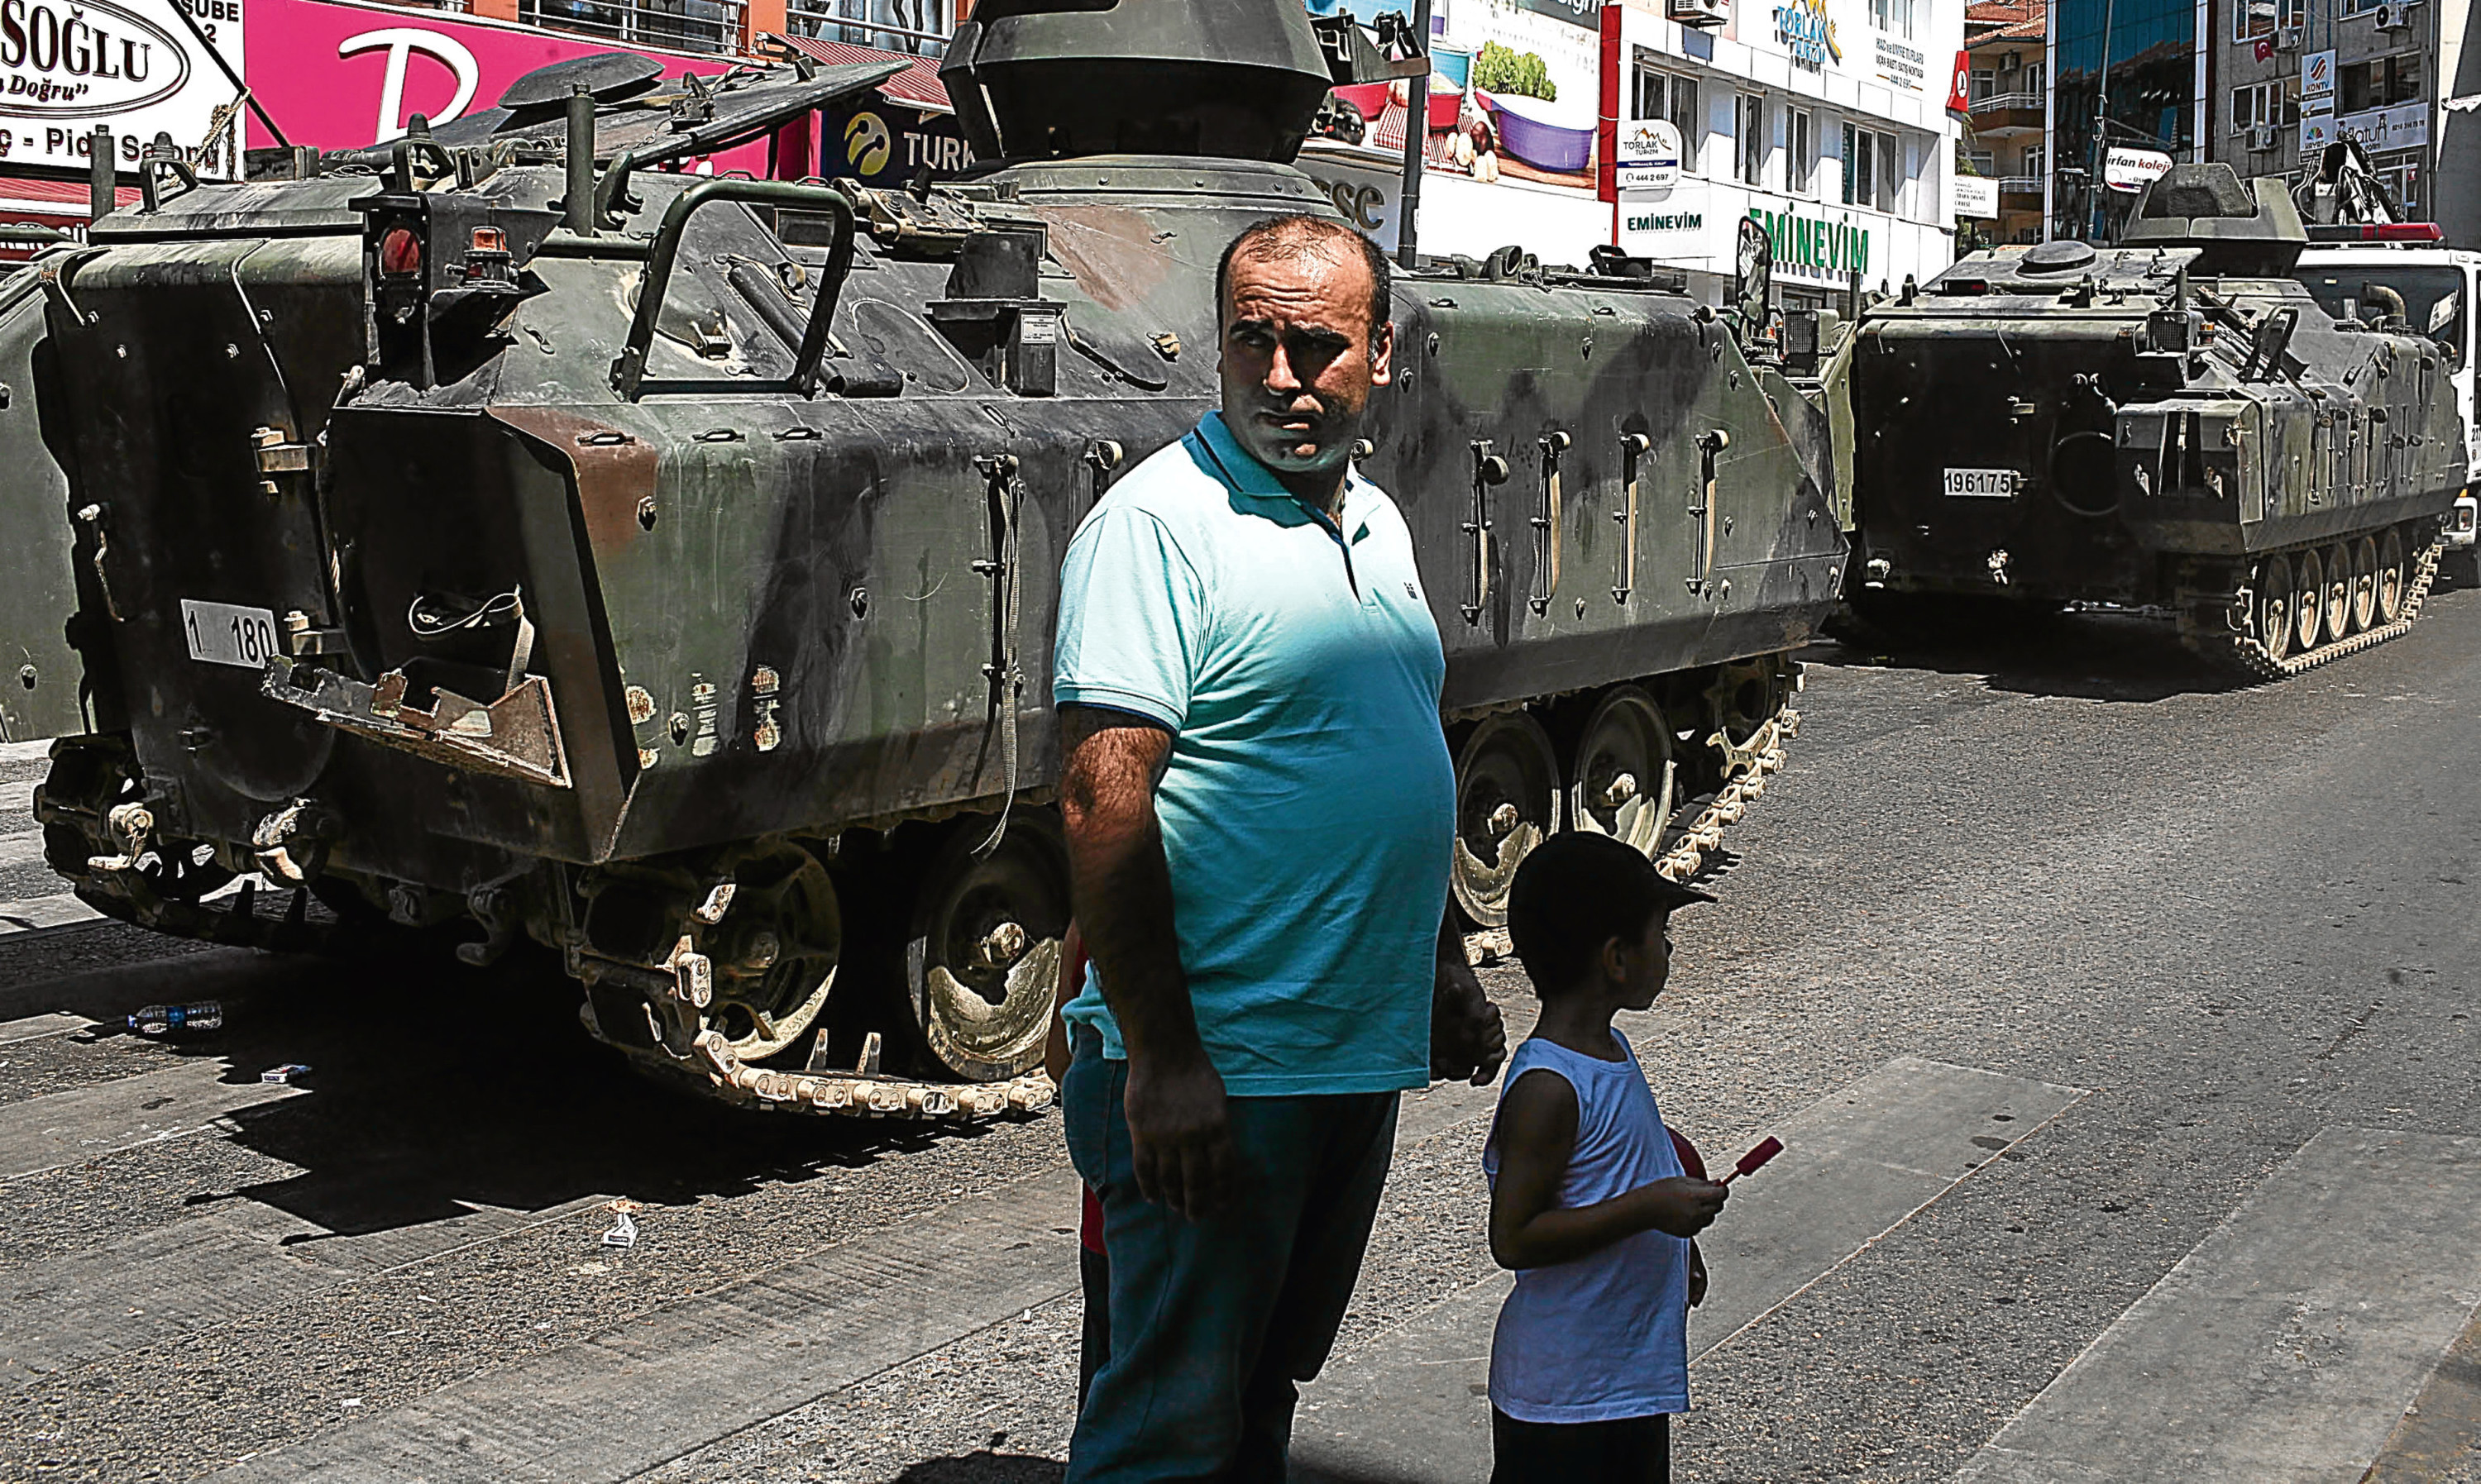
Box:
[2335,100,2426,150]
[1953,174,1996,218]
[1873,34,1924,91]
[1945,49,1970,113]
[2104,146,2172,193]
[1745,202,1870,283]
[1513,0,1601,30]
[2301,112,2335,151]
[2302,49,2334,97]
[1771,0,1839,72]
[1615,117,1680,190]
[0,0,243,176]
[245,0,739,152]
[820,98,973,184]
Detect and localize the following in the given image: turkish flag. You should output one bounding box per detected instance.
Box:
[2254,37,2275,60]
[1948,50,1972,113]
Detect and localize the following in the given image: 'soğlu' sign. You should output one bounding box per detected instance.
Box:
[0,0,189,118]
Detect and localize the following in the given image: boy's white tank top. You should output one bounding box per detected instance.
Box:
[1482,1031,1691,1424]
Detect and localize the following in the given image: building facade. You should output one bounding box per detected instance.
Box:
[2046,0,2206,238]
[1611,0,1964,302]
[1961,0,2047,244]
[2206,0,2481,247]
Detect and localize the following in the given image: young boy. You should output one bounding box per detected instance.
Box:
[1484,832,1732,1482]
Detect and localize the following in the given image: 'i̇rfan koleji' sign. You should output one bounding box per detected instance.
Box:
[0,0,245,177]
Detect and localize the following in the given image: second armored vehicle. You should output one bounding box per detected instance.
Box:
[1837,165,2467,675]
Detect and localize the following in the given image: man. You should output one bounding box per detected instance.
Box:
[1053,213,1507,1481]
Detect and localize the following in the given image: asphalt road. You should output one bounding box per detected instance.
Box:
[2,585,2479,1483]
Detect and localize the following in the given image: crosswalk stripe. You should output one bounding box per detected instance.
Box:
[0,1062,304,1181]
[0,738,47,766]
[204,1167,1091,1483]
[0,780,34,813]
[0,890,101,935]
[0,1011,94,1045]
[1289,1057,2090,1484]
[1953,1127,2481,1484]
[0,1189,617,1386]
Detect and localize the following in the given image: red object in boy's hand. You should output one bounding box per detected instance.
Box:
[1667,1128,1707,1181]
[1721,1136,1784,1184]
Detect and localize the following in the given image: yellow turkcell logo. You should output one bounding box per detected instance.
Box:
[845,112,892,174]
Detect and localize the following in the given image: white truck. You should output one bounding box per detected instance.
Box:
[2295,223,2481,583]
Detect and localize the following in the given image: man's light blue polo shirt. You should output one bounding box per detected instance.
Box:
[1052,410,1454,1097]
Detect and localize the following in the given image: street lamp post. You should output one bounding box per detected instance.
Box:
[2087,0,2116,238]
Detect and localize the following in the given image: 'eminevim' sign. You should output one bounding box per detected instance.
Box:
[1745,206,1870,277]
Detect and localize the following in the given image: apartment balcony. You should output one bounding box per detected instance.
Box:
[1997,174,2044,201]
[1967,89,2047,134]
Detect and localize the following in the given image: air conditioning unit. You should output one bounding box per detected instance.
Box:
[1998,51,2021,72]
[2277,24,2304,46]
[2249,124,2280,149]
[1666,0,1730,29]
[2374,2,2409,26]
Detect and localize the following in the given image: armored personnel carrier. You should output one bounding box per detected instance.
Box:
[5,2,1841,1117]
[1838,165,2467,676]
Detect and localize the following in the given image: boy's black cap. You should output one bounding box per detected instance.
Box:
[1508,832,1717,990]
[1645,870,1718,913]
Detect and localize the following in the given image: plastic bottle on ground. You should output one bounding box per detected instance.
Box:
[127,1002,223,1035]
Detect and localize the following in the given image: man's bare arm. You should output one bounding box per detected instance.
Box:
[1058,704,1235,1219]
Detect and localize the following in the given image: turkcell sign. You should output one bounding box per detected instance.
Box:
[1745,205,1870,281]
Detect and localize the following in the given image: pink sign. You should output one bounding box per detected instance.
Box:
[243,0,739,152]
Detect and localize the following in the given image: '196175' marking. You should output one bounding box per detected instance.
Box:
[1943,467,2021,498]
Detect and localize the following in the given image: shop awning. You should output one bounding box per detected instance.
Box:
[766,35,950,114]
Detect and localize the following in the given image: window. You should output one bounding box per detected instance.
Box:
[2340,54,2422,111]
[1968,69,1999,101]
[1740,93,1769,187]
[1631,56,1703,173]
[1880,131,1904,214]
[1790,107,1816,193]
[2235,0,2305,40]
[2020,146,2044,181]
[1870,0,1915,38]
[1842,122,1878,206]
[2232,79,2302,131]
[1966,148,1996,174]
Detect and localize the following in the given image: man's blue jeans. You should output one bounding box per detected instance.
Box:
[1063,1033,1400,1482]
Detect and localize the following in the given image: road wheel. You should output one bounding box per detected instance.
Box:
[705,842,843,1064]
[1568,687,1674,859]
[2350,536,2378,633]
[2376,527,2409,623]
[2293,546,2326,651]
[2255,552,2295,663]
[2321,542,2353,640]
[904,811,1070,1082]
[1451,711,1560,928]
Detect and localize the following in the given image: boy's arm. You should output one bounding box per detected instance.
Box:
[1489,1068,1732,1271]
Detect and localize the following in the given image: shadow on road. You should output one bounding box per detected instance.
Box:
[887,1450,1068,1484]
[1817,604,2254,703]
[26,939,1012,1238]
[1824,580,2479,704]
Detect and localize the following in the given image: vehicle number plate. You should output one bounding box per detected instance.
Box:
[1943,467,2021,499]
[180,599,283,670]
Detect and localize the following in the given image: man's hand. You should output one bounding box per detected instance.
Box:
[1641,1176,1729,1238]
[1431,918,1507,1086]
[1124,1052,1239,1220]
